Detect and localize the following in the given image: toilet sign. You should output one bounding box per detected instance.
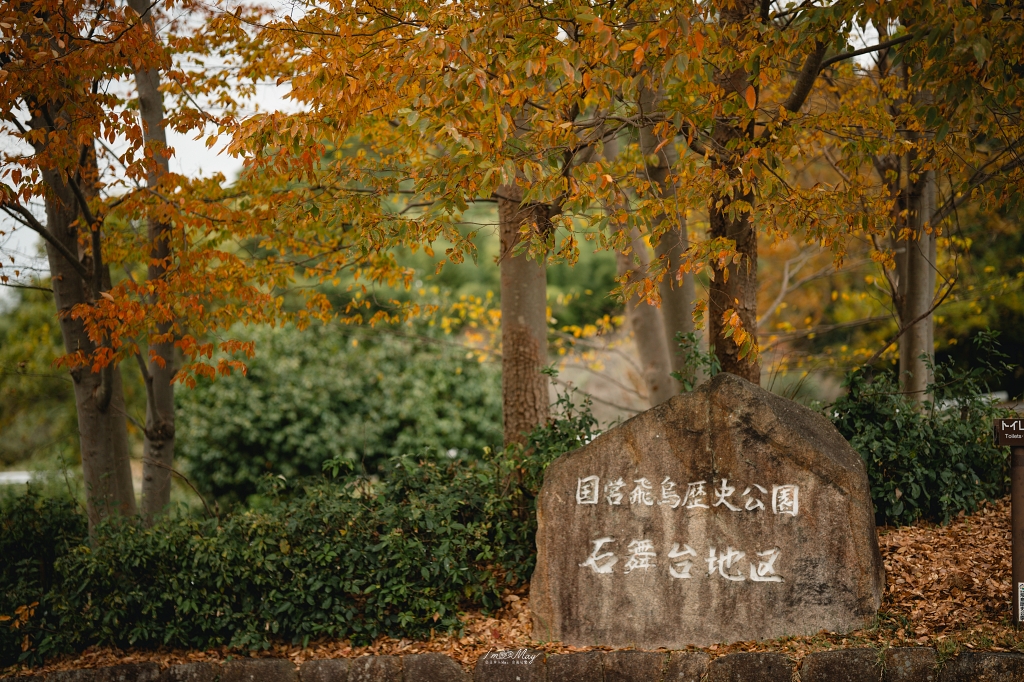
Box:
[998,417,1024,626]
[995,418,1024,447]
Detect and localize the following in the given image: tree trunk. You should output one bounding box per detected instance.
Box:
[603,132,678,405]
[705,0,762,386]
[638,91,696,380]
[43,173,137,529]
[899,169,936,400]
[614,226,679,406]
[498,183,549,446]
[653,230,695,373]
[128,0,176,522]
[708,194,761,384]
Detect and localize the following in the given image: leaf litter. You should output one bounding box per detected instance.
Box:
[5,496,1022,676]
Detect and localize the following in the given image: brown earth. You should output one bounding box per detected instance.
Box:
[3,496,1021,676]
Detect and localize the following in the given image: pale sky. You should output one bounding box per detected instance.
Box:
[0,76,293,304]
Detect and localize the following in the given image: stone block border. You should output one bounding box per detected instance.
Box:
[4,647,1024,682]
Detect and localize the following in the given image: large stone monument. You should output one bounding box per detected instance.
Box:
[530,373,884,648]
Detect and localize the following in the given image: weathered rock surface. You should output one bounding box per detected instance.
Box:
[604,651,666,682]
[403,654,467,682]
[299,659,350,682]
[883,648,937,682]
[802,649,880,682]
[531,372,884,648]
[221,660,297,682]
[706,652,792,682]
[348,657,400,682]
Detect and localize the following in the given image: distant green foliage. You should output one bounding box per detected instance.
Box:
[0,281,148,469]
[176,324,503,505]
[500,378,599,498]
[329,204,621,330]
[0,390,594,667]
[0,284,79,467]
[829,334,1011,526]
[670,332,720,392]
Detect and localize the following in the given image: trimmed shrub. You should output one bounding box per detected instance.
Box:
[0,390,593,667]
[176,324,503,505]
[829,335,1012,526]
[0,492,87,665]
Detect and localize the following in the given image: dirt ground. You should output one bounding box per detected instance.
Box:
[4,496,1022,676]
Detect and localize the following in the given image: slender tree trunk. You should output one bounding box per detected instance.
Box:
[128,0,176,521]
[42,172,137,529]
[615,226,679,405]
[653,231,695,373]
[899,169,936,400]
[708,193,761,384]
[498,183,549,445]
[889,155,910,321]
[705,0,762,386]
[638,89,695,380]
[603,133,678,405]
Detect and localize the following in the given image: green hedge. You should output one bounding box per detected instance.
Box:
[0,392,595,667]
[176,324,503,505]
[0,493,86,666]
[829,335,1012,526]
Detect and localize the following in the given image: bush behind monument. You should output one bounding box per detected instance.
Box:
[829,333,1013,526]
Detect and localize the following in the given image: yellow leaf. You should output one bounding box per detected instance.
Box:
[744,85,757,110]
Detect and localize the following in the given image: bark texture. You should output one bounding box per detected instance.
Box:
[604,134,678,405]
[638,89,695,379]
[615,227,679,406]
[708,194,760,384]
[43,173,137,528]
[498,184,549,446]
[128,0,176,521]
[898,169,936,400]
[700,2,823,387]
[705,0,761,385]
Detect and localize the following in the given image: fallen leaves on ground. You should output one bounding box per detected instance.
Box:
[5,497,1023,677]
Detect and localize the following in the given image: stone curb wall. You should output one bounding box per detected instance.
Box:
[4,647,1024,682]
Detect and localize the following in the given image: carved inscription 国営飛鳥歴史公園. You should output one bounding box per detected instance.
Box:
[575,475,799,515]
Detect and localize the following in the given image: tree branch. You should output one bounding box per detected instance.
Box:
[781,41,828,113]
[0,202,92,284]
[143,457,217,520]
[818,34,915,72]
[95,364,113,413]
[134,347,154,384]
[62,172,106,294]
[862,275,957,368]
[760,315,892,352]
[0,281,53,293]
[931,151,1024,227]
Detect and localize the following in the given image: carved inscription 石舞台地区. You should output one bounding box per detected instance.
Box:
[575,475,796,583]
